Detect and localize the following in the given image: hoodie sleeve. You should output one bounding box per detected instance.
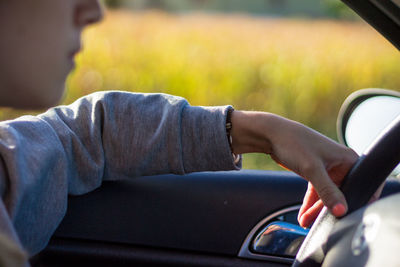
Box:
[0,91,241,256]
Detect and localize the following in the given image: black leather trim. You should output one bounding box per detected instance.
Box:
[31,238,290,267]
[54,170,307,256]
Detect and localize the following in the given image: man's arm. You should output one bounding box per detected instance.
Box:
[0,91,239,255]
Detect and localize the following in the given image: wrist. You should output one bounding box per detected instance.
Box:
[230,110,273,155]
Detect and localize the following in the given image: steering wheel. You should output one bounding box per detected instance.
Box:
[292,115,400,267]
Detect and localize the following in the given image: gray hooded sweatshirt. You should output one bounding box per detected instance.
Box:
[0,91,241,263]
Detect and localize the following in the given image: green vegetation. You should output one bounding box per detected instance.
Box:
[104,0,356,19]
[2,11,399,170]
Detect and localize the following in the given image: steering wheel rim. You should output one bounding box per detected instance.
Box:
[293,114,400,267]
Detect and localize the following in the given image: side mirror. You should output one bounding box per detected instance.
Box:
[337,88,400,176]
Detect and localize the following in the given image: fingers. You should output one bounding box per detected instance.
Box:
[298,182,319,221]
[297,170,348,228]
[299,199,324,228]
[305,163,348,218]
[299,172,384,228]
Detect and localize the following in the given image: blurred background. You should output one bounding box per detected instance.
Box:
[3,0,399,170]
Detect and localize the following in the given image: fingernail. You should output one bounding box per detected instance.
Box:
[298,214,303,225]
[299,215,308,228]
[298,215,304,227]
[332,203,346,217]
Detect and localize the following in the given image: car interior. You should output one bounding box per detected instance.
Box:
[30,0,400,266]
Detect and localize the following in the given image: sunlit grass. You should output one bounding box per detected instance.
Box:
[2,10,399,170]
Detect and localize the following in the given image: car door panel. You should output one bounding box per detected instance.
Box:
[31,170,400,266]
[54,170,307,255]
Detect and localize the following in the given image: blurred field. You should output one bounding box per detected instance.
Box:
[2,10,400,170]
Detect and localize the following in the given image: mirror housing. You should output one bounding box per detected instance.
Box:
[337,88,400,176]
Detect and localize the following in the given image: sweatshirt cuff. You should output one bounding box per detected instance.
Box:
[180,105,242,173]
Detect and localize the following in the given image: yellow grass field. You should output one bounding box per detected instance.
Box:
[2,10,399,169]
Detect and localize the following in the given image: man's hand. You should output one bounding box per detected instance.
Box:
[230,110,359,227]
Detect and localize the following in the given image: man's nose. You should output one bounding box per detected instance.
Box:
[75,0,104,27]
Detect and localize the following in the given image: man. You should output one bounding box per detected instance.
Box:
[0,1,356,266]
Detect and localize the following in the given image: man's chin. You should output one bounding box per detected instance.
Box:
[33,86,66,110]
[0,84,66,110]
